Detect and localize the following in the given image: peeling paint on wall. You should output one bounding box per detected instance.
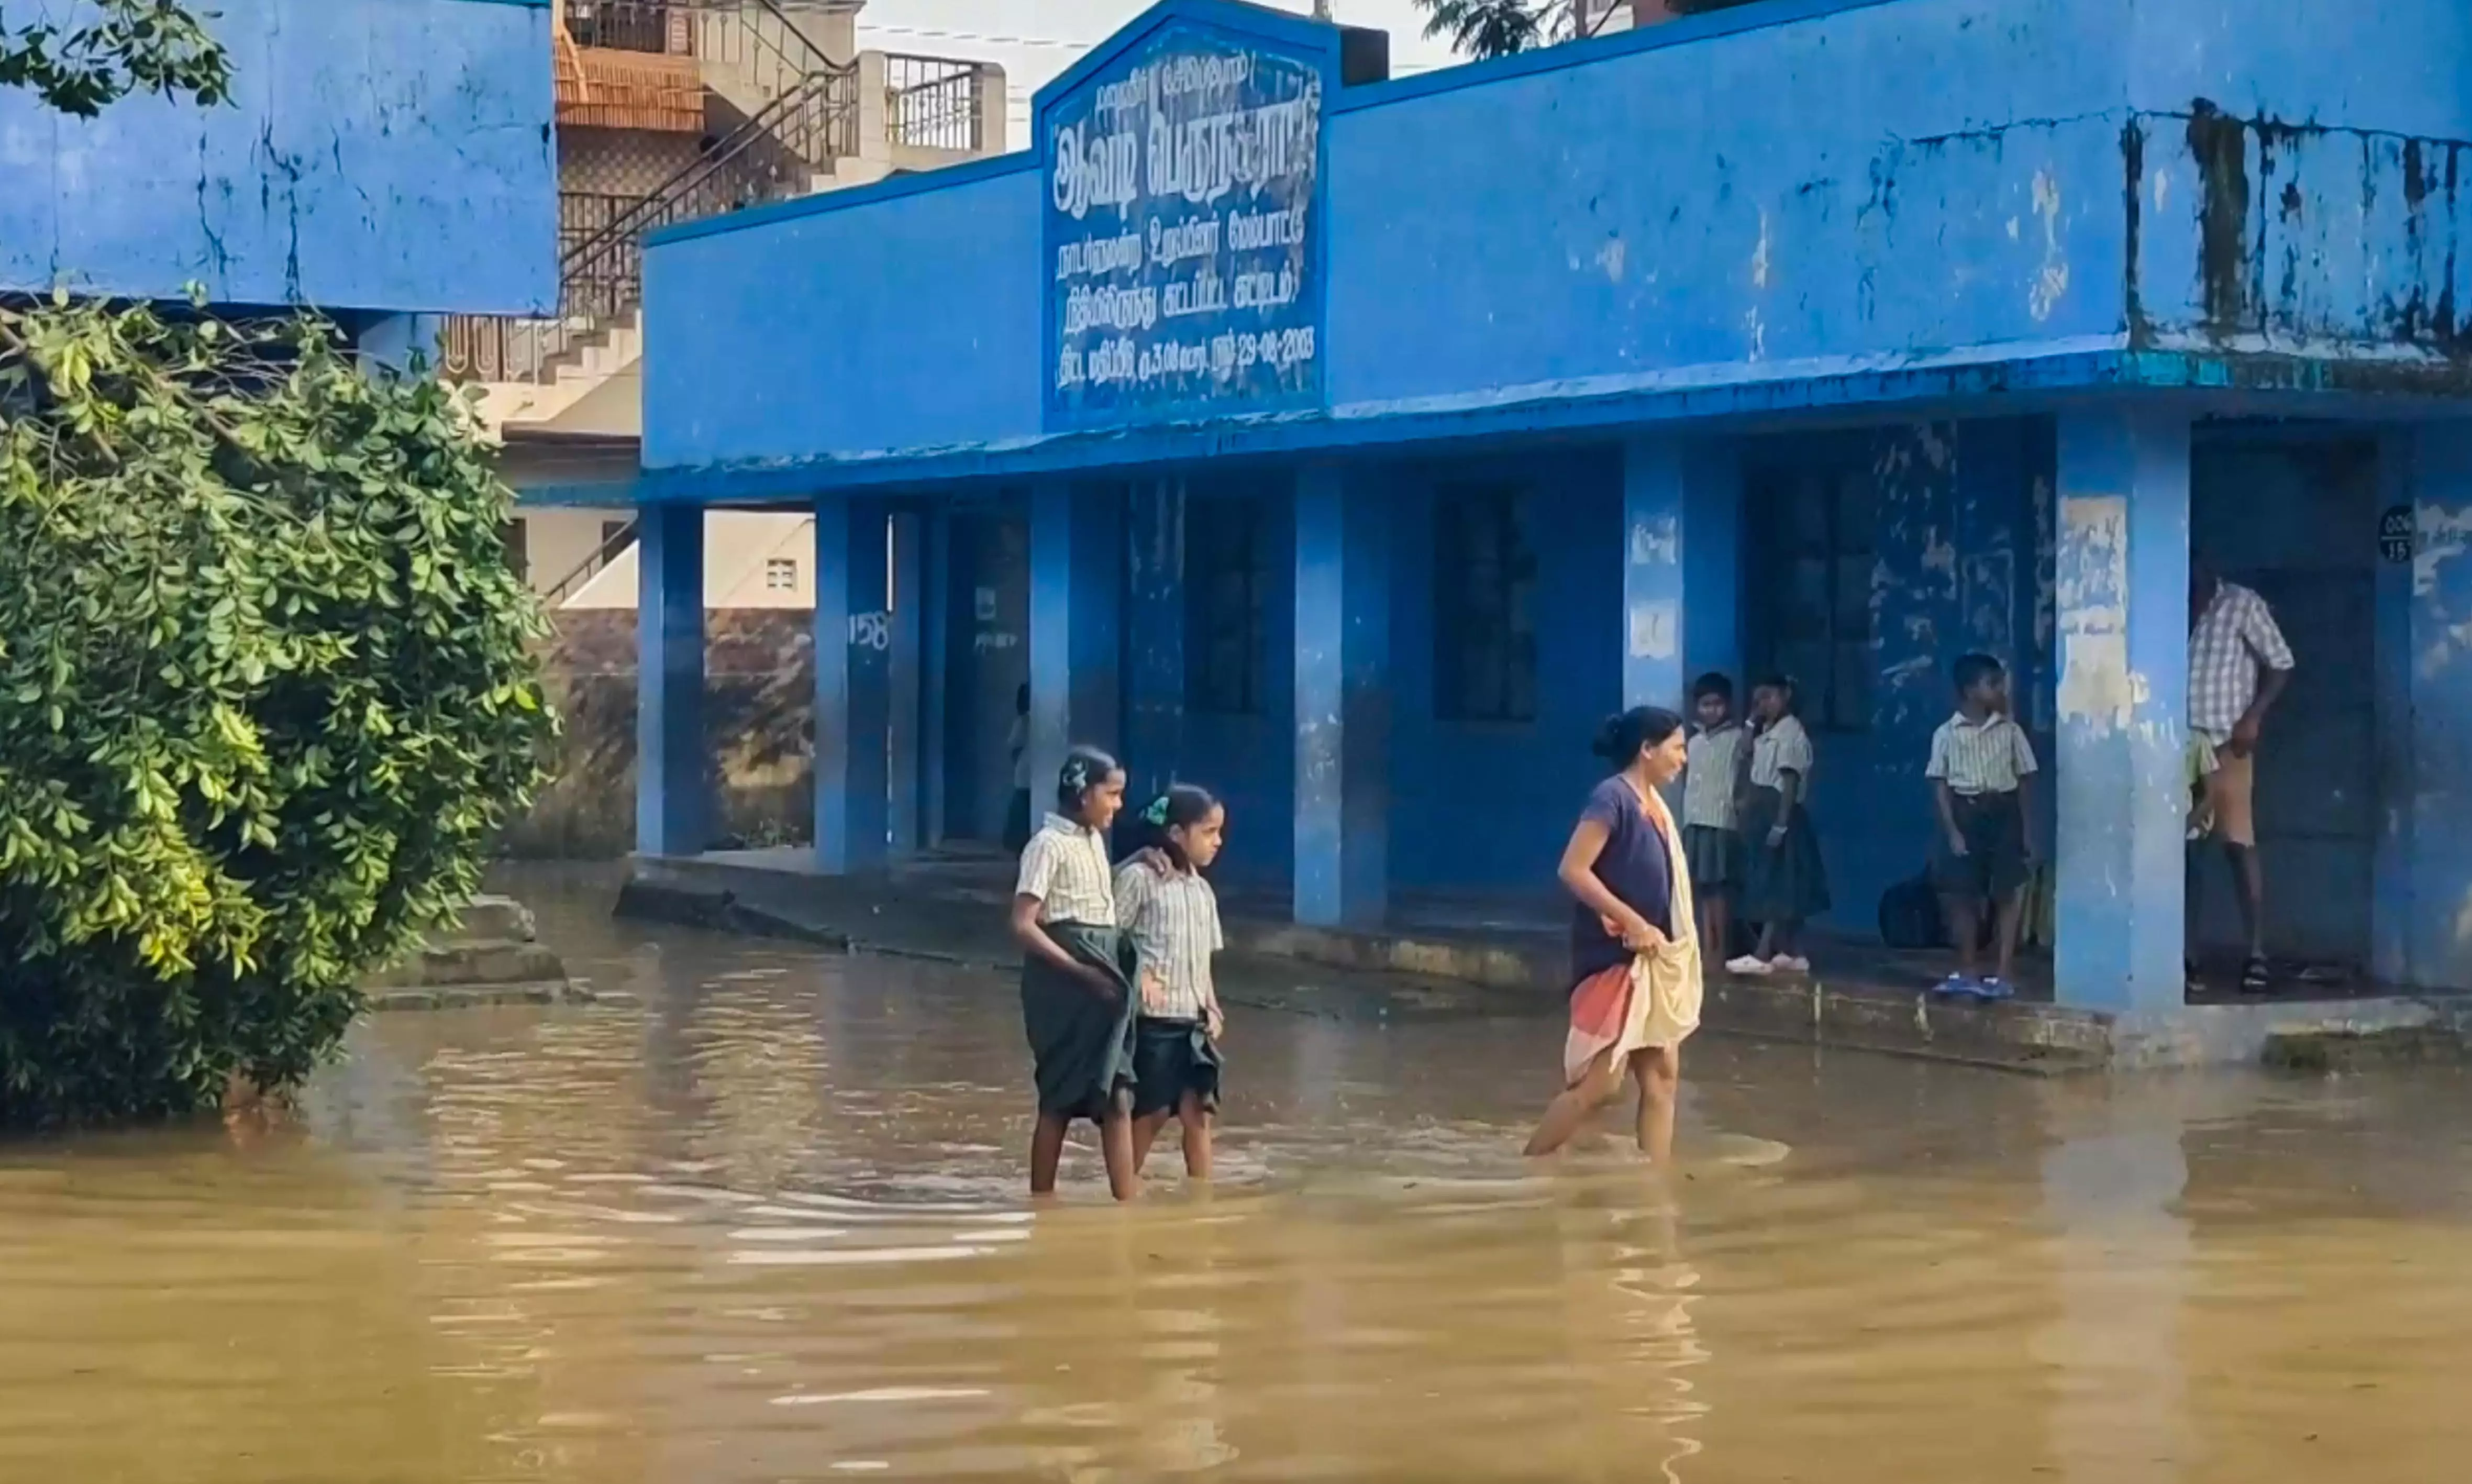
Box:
[2029,169,2070,322]
[2415,502,2472,597]
[1596,237,1627,283]
[2056,494,2138,733]
[1628,599,1678,661]
[1629,512,1679,567]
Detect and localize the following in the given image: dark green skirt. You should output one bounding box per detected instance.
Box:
[1020,921,1139,1122]
[1741,785,1832,924]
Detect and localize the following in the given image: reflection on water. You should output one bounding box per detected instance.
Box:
[4,871,2472,1481]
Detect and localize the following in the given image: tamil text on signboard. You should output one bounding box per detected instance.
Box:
[1045,29,1325,427]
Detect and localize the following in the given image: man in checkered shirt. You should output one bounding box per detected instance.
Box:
[2188,560,2295,991]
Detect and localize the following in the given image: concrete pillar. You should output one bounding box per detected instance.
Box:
[2053,406,2190,1013]
[814,493,891,873]
[1622,436,1742,712]
[1124,479,1188,810]
[1294,465,1389,927]
[635,504,708,857]
[2376,425,2472,989]
[971,63,1007,152]
[855,51,889,166]
[889,511,926,857]
[1028,482,1123,798]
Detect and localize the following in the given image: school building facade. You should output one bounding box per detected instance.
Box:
[617,0,2472,1015]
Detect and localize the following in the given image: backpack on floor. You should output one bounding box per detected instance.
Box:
[1877,870,1946,951]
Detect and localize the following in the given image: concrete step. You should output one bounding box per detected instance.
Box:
[456,893,538,944]
[367,938,567,990]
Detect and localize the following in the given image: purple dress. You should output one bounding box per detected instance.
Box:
[1568,776,1677,991]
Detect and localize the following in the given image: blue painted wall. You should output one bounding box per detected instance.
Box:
[0,0,555,317]
[1381,452,1623,894]
[642,163,1046,470]
[643,0,2472,487]
[1179,484,1298,893]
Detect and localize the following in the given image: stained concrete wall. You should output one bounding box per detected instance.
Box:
[0,0,556,316]
[643,0,2472,485]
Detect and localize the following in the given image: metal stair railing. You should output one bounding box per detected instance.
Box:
[443,63,855,386]
[539,517,641,608]
[880,52,979,151]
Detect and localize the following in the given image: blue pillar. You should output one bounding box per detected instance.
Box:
[1622,436,1741,710]
[2053,406,2190,1013]
[921,509,952,849]
[1294,465,1389,927]
[1124,479,1188,807]
[2380,425,2472,989]
[815,493,891,873]
[888,511,926,857]
[635,504,707,857]
[1028,482,1123,797]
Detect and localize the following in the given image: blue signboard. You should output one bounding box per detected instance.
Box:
[1041,13,1331,431]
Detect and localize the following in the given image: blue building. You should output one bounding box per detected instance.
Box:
[0,0,556,359]
[627,0,2472,1014]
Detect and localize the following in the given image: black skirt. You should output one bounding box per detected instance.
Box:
[1130,1018,1222,1119]
[1740,785,1831,924]
[1019,921,1138,1122]
[1682,824,1745,892]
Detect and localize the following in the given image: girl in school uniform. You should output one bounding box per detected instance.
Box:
[1010,747,1141,1200]
[1734,674,1831,977]
[1115,784,1229,1180]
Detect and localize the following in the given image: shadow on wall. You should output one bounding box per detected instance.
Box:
[501,611,817,859]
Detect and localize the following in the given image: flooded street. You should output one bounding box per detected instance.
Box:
[5,874,2472,1482]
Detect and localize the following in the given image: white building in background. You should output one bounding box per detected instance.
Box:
[464,1,1005,609]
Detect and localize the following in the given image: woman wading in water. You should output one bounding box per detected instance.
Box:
[1525,706,1703,1164]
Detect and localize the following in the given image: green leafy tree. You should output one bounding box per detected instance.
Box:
[1413,0,1556,59]
[0,296,555,1128]
[1,0,231,116]
[1411,1,1765,60]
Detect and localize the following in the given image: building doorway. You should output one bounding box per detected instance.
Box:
[2189,427,2378,976]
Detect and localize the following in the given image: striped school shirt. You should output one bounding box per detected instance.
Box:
[1682,722,1749,830]
[1748,714,1815,792]
[1927,712,2038,796]
[1114,857,1223,1021]
[1016,814,1116,926]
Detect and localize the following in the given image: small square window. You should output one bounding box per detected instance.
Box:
[765,557,798,591]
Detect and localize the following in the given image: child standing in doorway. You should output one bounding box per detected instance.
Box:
[1115,784,1228,1180]
[1680,673,1750,962]
[1734,674,1830,976]
[1010,747,1141,1201]
[1927,654,2040,999]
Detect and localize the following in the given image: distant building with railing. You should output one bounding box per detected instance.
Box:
[460,0,1007,607]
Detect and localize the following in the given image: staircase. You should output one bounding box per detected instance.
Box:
[447,1,886,417]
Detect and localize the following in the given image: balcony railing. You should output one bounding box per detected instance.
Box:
[562,0,688,55]
[442,68,856,386]
[882,52,979,152]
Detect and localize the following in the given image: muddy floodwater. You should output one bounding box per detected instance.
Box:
[5,873,2472,1481]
